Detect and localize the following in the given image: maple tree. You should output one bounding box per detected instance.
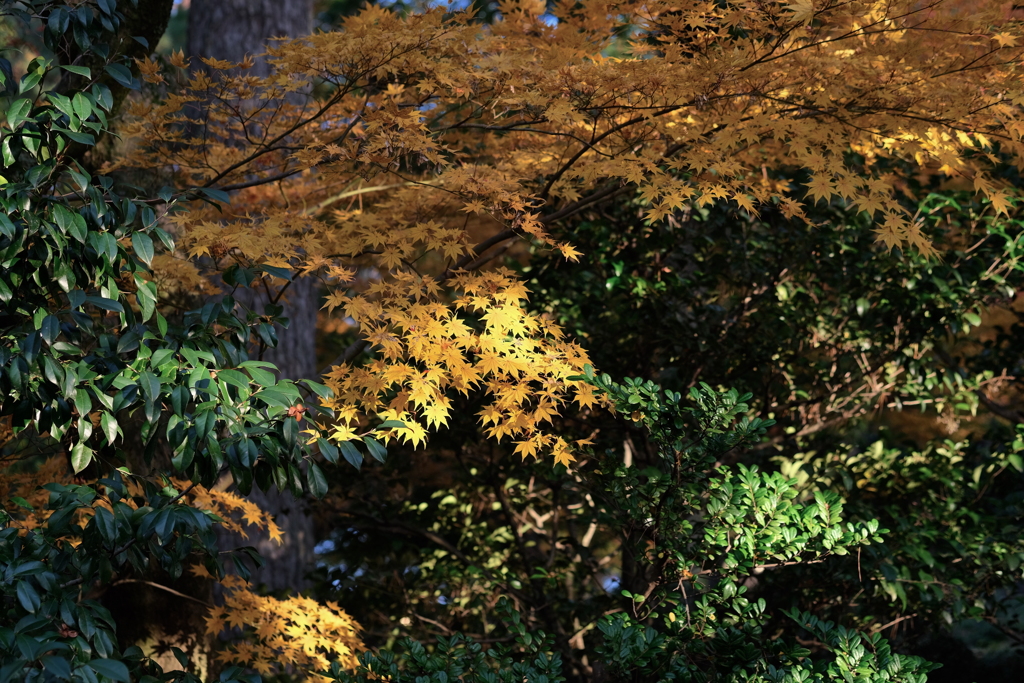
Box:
[116,0,1024,467]
[3,0,1024,681]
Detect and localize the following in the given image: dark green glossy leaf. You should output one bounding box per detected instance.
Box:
[258,264,292,281]
[132,231,154,266]
[70,442,93,473]
[86,296,123,313]
[364,436,387,463]
[340,441,362,470]
[216,369,250,390]
[306,461,328,498]
[15,581,40,613]
[103,63,136,90]
[302,380,332,400]
[317,438,339,464]
[0,212,17,238]
[88,659,129,682]
[6,98,31,128]
[40,315,60,344]
[60,65,90,78]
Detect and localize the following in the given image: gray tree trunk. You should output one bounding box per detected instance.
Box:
[188,0,313,78]
[187,0,319,594]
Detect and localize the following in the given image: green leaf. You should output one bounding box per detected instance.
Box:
[151,348,176,370]
[52,204,75,234]
[48,7,70,36]
[0,212,15,238]
[92,83,113,112]
[68,213,88,243]
[317,438,339,464]
[70,441,93,473]
[216,369,250,390]
[48,92,75,118]
[19,69,42,94]
[101,412,119,445]
[170,384,189,417]
[42,656,72,680]
[340,441,363,470]
[0,57,9,92]
[377,420,407,430]
[139,371,161,401]
[57,128,96,145]
[194,409,217,440]
[89,659,130,682]
[132,231,154,266]
[243,365,277,387]
[364,437,387,463]
[16,580,41,613]
[43,355,65,386]
[86,296,123,313]
[283,416,299,447]
[259,264,293,281]
[6,98,31,128]
[1008,453,1023,473]
[1,137,13,167]
[60,65,91,78]
[135,278,157,322]
[103,63,137,90]
[92,506,115,541]
[254,387,294,408]
[66,166,89,191]
[306,461,328,498]
[72,92,92,120]
[74,388,92,417]
[302,380,333,399]
[964,312,982,327]
[199,187,232,204]
[40,315,60,344]
[100,232,118,262]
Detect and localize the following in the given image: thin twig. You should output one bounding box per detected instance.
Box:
[109,579,214,608]
[870,613,917,635]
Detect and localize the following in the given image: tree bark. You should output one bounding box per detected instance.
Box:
[188,0,313,78]
[187,0,319,594]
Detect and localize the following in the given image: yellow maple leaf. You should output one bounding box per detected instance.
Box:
[993,33,1019,48]
[422,398,451,428]
[514,437,540,460]
[784,0,815,26]
[557,243,583,262]
[551,438,577,468]
[804,175,835,204]
[190,563,213,579]
[267,521,285,545]
[988,191,1013,216]
[397,419,428,448]
[573,384,599,409]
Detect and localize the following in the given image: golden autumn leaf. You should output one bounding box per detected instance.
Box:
[784,0,815,25]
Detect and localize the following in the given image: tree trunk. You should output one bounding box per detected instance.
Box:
[187,0,313,78]
[187,0,319,593]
